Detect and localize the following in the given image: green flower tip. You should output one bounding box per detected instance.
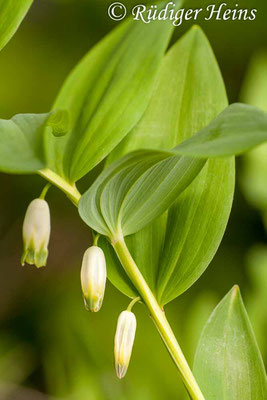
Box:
[21,245,48,268]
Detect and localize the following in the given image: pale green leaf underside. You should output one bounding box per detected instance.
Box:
[193,286,267,400]
[0,0,33,52]
[79,149,204,237]
[84,26,235,303]
[79,150,171,237]
[0,111,68,174]
[100,153,204,237]
[45,2,180,183]
[174,103,267,157]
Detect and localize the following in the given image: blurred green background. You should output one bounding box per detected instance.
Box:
[0,0,267,399]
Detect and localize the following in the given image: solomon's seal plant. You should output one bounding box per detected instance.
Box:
[21,196,51,268]
[114,305,138,379]
[80,245,107,312]
[0,1,266,399]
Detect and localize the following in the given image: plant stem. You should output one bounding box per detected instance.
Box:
[93,233,100,246]
[112,237,205,400]
[127,296,141,311]
[38,168,81,204]
[39,183,51,200]
[38,169,205,399]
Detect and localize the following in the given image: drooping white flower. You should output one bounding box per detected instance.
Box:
[114,310,137,379]
[80,246,107,312]
[21,199,51,268]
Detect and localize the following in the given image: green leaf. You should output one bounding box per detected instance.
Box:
[79,150,168,236]
[0,0,33,52]
[79,149,204,237]
[97,26,234,302]
[0,110,68,174]
[47,110,69,138]
[101,155,204,237]
[45,3,181,182]
[174,103,267,157]
[193,286,267,400]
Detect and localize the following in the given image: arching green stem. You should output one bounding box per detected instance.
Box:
[127,296,141,311]
[39,183,51,200]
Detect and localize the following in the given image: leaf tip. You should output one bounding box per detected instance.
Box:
[190,24,201,31]
[189,24,205,38]
[230,284,241,302]
[184,25,210,50]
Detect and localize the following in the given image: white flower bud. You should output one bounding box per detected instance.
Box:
[80,246,107,312]
[114,310,137,379]
[21,199,51,268]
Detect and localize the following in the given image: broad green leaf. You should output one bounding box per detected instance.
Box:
[174,103,267,157]
[79,149,204,237]
[193,286,267,400]
[99,151,173,235]
[0,0,33,52]
[79,150,172,236]
[100,154,204,237]
[240,53,267,211]
[45,2,181,183]
[98,27,234,302]
[0,110,68,174]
